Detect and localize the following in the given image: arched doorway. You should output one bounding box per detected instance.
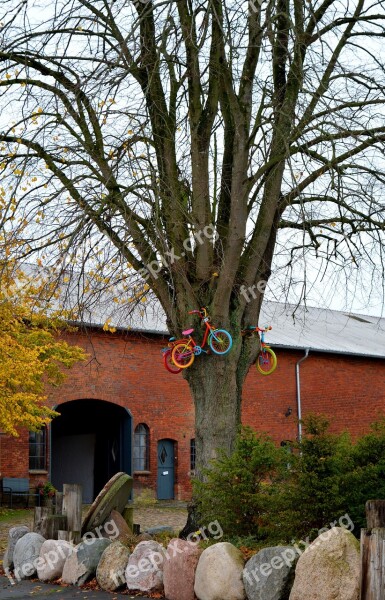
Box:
[51,400,132,503]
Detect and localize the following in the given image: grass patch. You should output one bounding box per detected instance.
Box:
[0,508,32,523]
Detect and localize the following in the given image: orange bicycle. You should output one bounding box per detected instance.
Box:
[242,325,277,375]
[171,308,233,369]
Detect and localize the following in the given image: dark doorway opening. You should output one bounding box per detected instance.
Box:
[51,400,132,503]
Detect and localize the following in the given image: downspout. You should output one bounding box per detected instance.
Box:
[296,349,310,441]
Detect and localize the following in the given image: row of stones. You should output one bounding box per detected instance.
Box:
[4,526,360,600]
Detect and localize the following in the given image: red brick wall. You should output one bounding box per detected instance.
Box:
[1,329,384,500]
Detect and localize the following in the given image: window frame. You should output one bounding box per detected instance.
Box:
[190,438,196,472]
[29,427,47,471]
[134,423,150,472]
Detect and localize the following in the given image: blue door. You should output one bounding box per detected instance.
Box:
[157,439,175,500]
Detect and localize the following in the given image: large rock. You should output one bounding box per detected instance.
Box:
[96,541,130,591]
[194,542,246,600]
[81,472,133,536]
[61,538,111,586]
[3,526,29,572]
[37,539,73,581]
[13,532,45,580]
[243,546,297,600]
[102,509,131,542]
[125,540,166,592]
[289,527,360,600]
[163,538,202,600]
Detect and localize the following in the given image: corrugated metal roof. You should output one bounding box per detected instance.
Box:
[259,302,385,359]
[74,295,385,359]
[19,263,385,359]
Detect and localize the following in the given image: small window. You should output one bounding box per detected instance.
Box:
[134,424,150,471]
[190,438,196,471]
[29,428,47,470]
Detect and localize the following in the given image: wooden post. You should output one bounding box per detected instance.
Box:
[69,531,81,544]
[55,492,64,515]
[33,507,50,534]
[62,484,82,541]
[360,500,385,599]
[44,515,68,540]
[58,530,69,541]
[122,504,134,532]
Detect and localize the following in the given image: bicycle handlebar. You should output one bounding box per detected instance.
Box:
[247,325,272,332]
[188,308,208,317]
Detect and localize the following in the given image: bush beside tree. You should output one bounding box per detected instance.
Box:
[195,415,385,546]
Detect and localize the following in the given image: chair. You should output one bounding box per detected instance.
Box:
[1,478,41,508]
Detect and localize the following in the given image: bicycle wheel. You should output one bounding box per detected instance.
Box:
[256,347,277,375]
[171,342,195,369]
[163,349,182,374]
[209,329,233,355]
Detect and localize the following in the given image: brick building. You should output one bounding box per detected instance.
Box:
[1,302,384,502]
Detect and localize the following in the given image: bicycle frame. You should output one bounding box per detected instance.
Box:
[242,325,277,375]
[185,308,222,352]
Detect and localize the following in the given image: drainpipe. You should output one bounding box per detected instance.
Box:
[296,349,310,441]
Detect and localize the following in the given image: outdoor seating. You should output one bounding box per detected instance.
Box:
[0,477,41,508]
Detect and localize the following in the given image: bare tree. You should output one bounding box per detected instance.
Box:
[0,0,385,478]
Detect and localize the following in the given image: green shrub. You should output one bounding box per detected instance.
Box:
[270,414,352,542]
[341,418,385,534]
[194,416,385,547]
[194,426,280,539]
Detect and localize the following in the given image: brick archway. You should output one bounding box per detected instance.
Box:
[51,399,132,503]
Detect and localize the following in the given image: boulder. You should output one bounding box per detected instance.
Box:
[13,532,45,580]
[125,540,166,592]
[194,542,246,600]
[289,527,360,600]
[61,538,111,586]
[102,509,131,541]
[163,538,202,600]
[37,539,73,581]
[3,526,29,572]
[96,541,130,591]
[243,546,297,600]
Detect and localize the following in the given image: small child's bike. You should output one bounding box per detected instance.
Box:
[171,308,233,369]
[242,325,277,375]
[161,337,183,374]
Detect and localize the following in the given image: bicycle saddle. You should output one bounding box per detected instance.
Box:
[182,328,194,336]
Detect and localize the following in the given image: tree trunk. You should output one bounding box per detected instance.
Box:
[179,344,249,537]
[186,353,242,477]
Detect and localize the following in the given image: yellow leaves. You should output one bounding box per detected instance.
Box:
[5,73,11,80]
[102,319,116,333]
[0,271,87,436]
[127,130,133,135]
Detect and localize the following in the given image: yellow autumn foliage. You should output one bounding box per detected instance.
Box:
[0,265,87,436]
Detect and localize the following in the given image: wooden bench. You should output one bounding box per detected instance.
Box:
[1,478,41,508]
